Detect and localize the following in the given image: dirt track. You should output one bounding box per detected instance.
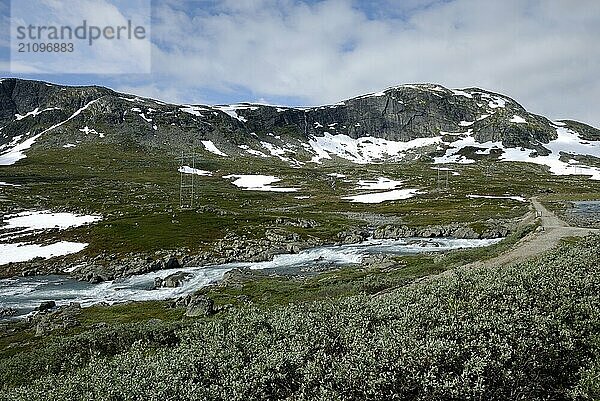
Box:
[464,198,599,269]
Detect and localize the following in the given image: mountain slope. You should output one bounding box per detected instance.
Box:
[1,78,599,178]
[1,78,599,280]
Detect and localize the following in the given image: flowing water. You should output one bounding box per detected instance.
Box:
[0,237,501,319]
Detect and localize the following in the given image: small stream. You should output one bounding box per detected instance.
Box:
[0,237,502,319]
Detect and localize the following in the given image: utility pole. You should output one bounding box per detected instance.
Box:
[437,167,449,191]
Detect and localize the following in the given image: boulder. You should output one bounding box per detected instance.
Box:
[184,295,215,317]
[165,257,181,270]
[36,300,56,312]
[33,302,81,336]
[154,271,192,288]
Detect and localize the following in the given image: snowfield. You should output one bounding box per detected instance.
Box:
[343,189,421,203]
[309,132,442,164]
[434,127,600,180]
[3,211,102,230]
[223,174,299,192]
[201,140,228,157]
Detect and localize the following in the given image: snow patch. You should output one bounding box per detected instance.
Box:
[201,140,228,157]
[223,175,298,192]
[510,115,527,124]
[343,189,421,204]
[79,126,105,138]
[3,211,102,230]
[0,133,41,165]
[15,107,59,120]
[309,132,442,164]
[0,242,89,265]
[355,177,403,190]
[435,127,600,179]
[119,96,145,103]
[238,145,268,157]
[488,97,506,109]
[0,99,101,165]
[214,104,258,122]
[451,89,473,98]
[261,141,292,162]
[178,166,212,176]
[180,106,209,116]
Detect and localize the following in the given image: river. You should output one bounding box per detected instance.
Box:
[0,237,501,319]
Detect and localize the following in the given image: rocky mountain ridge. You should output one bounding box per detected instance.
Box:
[2,78,599,169]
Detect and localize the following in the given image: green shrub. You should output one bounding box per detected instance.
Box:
[2,235,600,400]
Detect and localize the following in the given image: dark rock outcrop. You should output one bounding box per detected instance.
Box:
[154,271,192,289]
[177,295,215,317]
[373,220,515,240]
[31,302,82,336]
[165,257,181,270]
[36,300,56,312]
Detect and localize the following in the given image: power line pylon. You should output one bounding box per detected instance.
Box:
[180,150,195,209]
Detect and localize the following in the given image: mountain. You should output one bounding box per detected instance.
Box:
[1,78,599,175]
[1,78,600,281]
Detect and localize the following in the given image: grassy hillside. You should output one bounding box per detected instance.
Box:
[1,142,599,264]
[1,234,599,400]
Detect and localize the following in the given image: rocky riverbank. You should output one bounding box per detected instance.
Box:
[1,220,519,283]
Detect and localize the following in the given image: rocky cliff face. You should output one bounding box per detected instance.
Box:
[244,84,555,143]
[0,78,597,166]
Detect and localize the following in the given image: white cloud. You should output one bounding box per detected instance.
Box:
[145,0,600,127]
[113,82,191,105]
[10,0,151,74]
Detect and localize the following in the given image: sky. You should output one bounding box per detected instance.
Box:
[1,0,599,127]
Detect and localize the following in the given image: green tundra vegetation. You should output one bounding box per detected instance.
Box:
[1,234,599,400]
[1,143,598,258]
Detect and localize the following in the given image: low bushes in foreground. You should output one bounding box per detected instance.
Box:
[2,235,600,400]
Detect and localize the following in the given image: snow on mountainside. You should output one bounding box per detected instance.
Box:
[435,126,600,179]
[0,78,599,180]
